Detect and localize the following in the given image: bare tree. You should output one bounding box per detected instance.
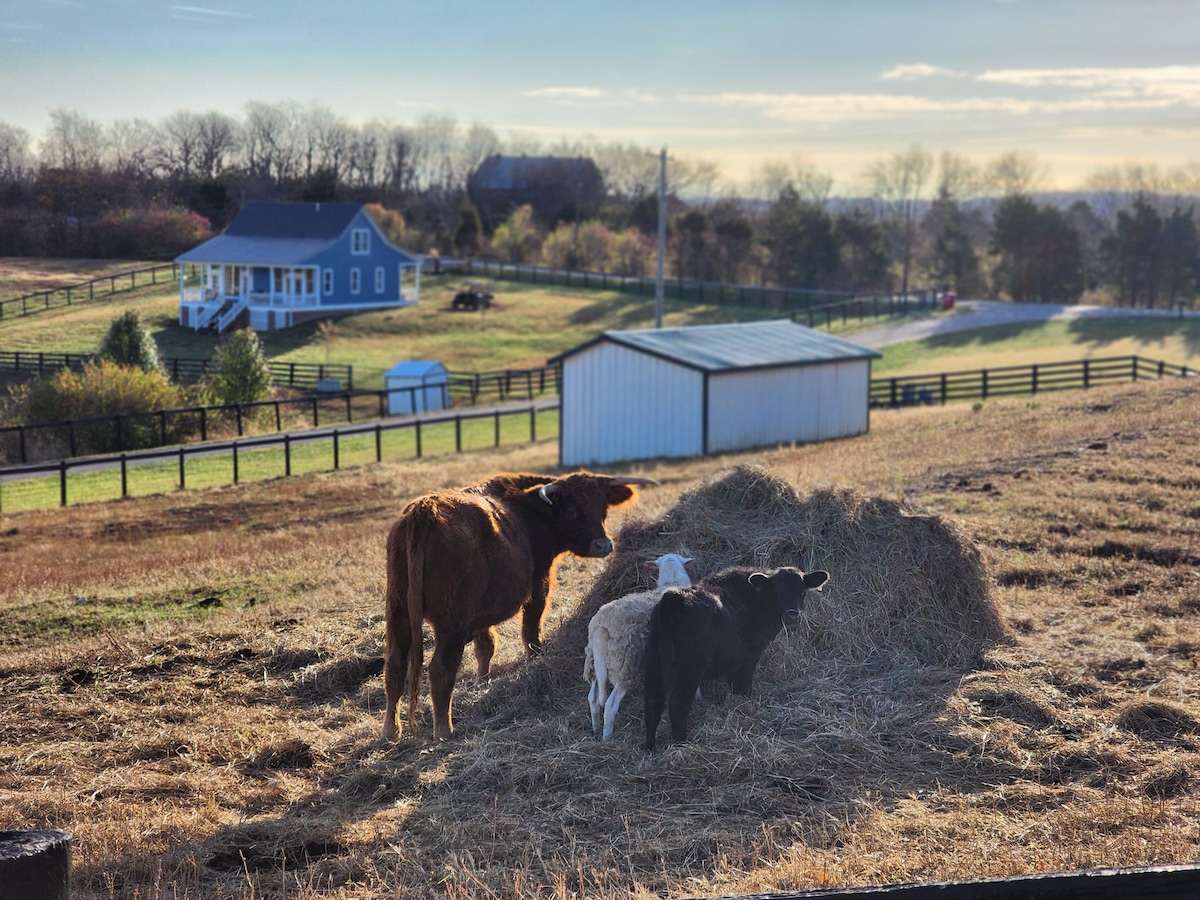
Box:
[985,150,1045,198]
[0,121,33,184]
[412,114,458,192]
[40,109,106,171]
[107,118,158,181]
[755,156,832,206]
[195,111,241,179]
[383,123,415,194]
[934,151,981,204]
[242,100,303,185]
[866,144,933,297]
[457,122,501,189]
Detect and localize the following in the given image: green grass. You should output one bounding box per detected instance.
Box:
[0,407,560,512]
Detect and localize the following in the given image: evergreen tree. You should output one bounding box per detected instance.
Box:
[97,309,162,373]
[208,329,272,406]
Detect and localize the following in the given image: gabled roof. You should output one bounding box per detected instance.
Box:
[469,154,600,191]
[176,201,418,265]
[385,360,448,380]
[549,320,881,373]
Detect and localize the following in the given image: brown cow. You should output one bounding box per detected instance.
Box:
[382,471,654,740]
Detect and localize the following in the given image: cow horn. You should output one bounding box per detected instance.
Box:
[608,476,659,487]
[537,483,557,505]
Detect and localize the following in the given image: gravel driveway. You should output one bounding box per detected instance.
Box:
[849,300,1197,348]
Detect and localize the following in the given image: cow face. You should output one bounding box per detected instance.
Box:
[535,473,651,558]
[748,567,829,625]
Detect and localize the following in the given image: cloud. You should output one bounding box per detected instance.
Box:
[169,6,254,19]
[523,87,608,100]
[881,63,966,81]
[977,65,1200,104]
[688,91,1180,124]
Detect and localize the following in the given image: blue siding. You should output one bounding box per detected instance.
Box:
[312,210,415,307]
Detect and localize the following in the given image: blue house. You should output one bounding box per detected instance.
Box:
[176,201,422,332]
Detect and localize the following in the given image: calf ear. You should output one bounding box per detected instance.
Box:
[748,572,770,590]
[803,570,830,591]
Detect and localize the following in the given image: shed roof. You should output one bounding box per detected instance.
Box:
[385,360,448,380]
[549,320,881,373]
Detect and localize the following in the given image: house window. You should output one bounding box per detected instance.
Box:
[350,268,361,294]
[375,267,385,293]
[304,269,315,296]
[323,269,333,295]
[351,229,370,255]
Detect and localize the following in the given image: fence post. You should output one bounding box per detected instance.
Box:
[1032,365,1038,395]
[494,410,501,447]
[233,442,239,485]
[312,397,319,428]
[415,421,422,458]
[375,423,382,462]
[60,460,67,507]
[1084,359,1090,389]
[981,369,989,400]
[120,453,128,498]
[275,401,282,432]
[200,407,207,442]
[530,406,537,442]
[940,373,948,405]
[179,447,185,490]
[285,433,292,476]
[18,425,26,464]
[333,429,340,469]
[236,404,243,437]
[455,416,462,453]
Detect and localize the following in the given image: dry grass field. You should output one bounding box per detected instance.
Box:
[4,378,1200,898]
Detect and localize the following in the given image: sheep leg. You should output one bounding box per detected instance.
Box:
[589,632,611,736]
[602,684,626,741]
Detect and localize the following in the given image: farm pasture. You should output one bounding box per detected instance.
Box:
[4,379,1200,897]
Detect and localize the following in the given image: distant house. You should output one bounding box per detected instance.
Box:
[176,201,421,333]
[468,155,603,230]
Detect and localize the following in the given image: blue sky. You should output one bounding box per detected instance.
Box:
[4,0,1200,189]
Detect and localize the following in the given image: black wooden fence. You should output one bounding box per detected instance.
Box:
[451,257,936,312]
[870,356,1198,408]
[0,350,354,391]
[0,263,181,320]
[0,365,561,465]
[0,399,557,510]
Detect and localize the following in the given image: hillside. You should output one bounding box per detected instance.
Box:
[3,376,1200,898]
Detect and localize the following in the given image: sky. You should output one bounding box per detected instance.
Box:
[4,0,1200,191]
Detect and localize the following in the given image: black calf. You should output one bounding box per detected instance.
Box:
[643,565,829,751]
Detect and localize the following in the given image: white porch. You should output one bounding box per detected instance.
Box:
[178,263,420,332]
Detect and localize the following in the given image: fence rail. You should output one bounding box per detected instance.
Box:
[0,350,354,391]
[0,399,558,511]
[0,263,182,321]
[869,356,1197,408]
[0,364,560,465]
[450,257,935,312]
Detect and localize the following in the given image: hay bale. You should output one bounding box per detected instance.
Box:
[546,464,1004,674]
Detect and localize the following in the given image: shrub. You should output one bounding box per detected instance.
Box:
[207,329,273,407]
[97,310,163,373]
[93,206,213,259]
[3,360,195,459]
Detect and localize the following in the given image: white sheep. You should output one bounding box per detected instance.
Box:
[584,553,693,740]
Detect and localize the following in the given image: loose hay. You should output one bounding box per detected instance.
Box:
[540,464,1004,680]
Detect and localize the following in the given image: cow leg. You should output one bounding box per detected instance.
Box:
[428,633,467,740]
[473,627,497,679]
[521,576,551,656]
[382,611,412,741]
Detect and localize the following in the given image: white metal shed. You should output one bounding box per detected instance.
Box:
[385,360,449,415]
[549,320,881,467]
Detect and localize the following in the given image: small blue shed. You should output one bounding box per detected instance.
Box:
[386,361,450,415]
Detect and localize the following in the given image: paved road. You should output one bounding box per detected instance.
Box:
[849,300,1197,348]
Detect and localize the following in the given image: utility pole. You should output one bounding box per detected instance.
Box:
[649,147,669,328]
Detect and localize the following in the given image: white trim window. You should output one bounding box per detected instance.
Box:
[323,269,334,296]
[350,267,361,295]
[375,267,385,293]
[351,228,370,255]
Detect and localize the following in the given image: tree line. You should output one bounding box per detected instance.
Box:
[2,102,1200,307]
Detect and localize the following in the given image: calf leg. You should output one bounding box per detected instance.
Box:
[382,613,412,741]
[668,673,703,744]
[428,633,467,740]
[473,627,497,679]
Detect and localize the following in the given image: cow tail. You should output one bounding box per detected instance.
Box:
[405,500,434,726]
